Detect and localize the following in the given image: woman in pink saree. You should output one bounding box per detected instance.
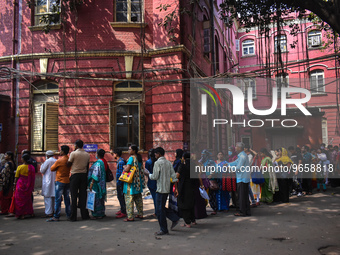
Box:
[13,154,35,219]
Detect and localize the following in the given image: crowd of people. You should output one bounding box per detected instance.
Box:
[0,140,339,235]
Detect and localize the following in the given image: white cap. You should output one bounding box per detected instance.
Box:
[46,150,54,156]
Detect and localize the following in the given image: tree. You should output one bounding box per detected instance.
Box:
[220,0,340,35]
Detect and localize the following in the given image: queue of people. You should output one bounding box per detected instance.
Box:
[0,141,339,236]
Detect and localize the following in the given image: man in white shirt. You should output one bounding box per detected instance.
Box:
[40,150,57,217]
[144,147,180,235]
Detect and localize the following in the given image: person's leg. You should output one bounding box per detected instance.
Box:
[244,183,251,215]
[248,184,255,205]
[150,188,157,215]
[156,193,168,233]
[125,188,134,219]
[69,174,80,221]
[63,183,71,218]
[181,209,191,225]
[79,173,89,220]
[44,197,53,215]
[237,183,244,213]
[134,193,143,217]
[116,184,126,214]
[54,182,63,219]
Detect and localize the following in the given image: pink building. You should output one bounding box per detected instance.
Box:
[236,12,340,150]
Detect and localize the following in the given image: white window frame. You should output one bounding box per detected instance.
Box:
[274,35,287,52]
[242,40,255,56]
[35,0,60,26]
[308,30,322,47]
[115,0,144,23]
[310,70,325,94]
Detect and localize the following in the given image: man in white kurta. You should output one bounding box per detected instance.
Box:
[40,150,57,217]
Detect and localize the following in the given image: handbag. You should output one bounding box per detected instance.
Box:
[251,171,265,185]
[119,166,137,183]
[106,167,114,182]
[209,179,219,190]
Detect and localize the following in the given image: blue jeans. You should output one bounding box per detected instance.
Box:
[155,193,180,233]
[116,183,126,214]
[149,188,157,214]
[54,181,71,219]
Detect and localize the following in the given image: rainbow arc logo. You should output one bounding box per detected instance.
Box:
[198,84,222,115]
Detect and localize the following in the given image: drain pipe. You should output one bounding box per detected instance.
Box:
[209,0,220,152]
[14,0,22,163]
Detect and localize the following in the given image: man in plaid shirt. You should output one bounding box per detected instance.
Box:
[112,149,127,218]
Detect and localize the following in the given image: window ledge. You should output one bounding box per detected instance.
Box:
[311,92,327,96]
[110,22,148,28]
[274,51,289,54]
[241,54,256,58]
[28,24,62,32]
[308,46,323,50]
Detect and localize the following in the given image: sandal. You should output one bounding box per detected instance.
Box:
[123,218,135,222]
[135,215,143,219]
[41,214,53,218]
[210,211,217,215]
[181,223,191,228]
[46,217,59,222]
[234,213,245,217]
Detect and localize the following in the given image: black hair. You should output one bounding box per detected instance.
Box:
[288,146,295,151]
[327,145,333,149]
[260,148,272,158]
[148,148,156,167]
[175,149,184,159]
[154,147,165,156]
[334,146,339,150]
[5,151,14,162]
[130,145,142,163]
[61,145,70,155]
[296,147,301,153]
[22,150,31,156]
[22,154,30,162]
[114,148,122,157]
[97,149,105,158]
[75,139,84,148]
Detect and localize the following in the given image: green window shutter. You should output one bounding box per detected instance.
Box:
[45,102,58,151]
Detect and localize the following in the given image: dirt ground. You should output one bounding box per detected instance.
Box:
[0,187,340,255]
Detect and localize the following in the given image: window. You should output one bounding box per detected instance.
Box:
[310,70,325,93]
[34,0,60,26]
[274,35,287,52]
[322,119,328,145]
[215,35,219,73]
[116,0,142,22]
[276,74,289,96]
[242,40,255,56]
[308,30,322,47]
[32,81,59,151]
[242,79,256,99]
[110,81,144,150]
[203,20,210,55]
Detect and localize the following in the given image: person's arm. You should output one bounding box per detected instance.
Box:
[50,159,59,172]
[170,164,178,183]
[67,152,74,168]
[40,160,48,174]
[149,162,160,180]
